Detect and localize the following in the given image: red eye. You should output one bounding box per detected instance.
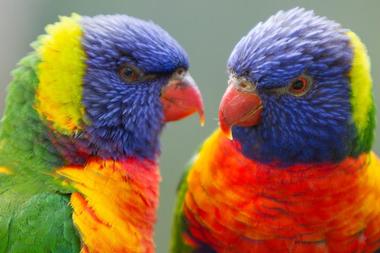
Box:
[289,76,310,96]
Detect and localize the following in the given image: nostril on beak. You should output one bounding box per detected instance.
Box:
[173,68,186,80]
[239,82,249,89]
[236,80,257,93]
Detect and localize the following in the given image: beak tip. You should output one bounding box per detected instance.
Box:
[219,110,233,140]
[221,128,233,140]
[219,120,233,140]
[225,129,233,140]
[199,112,206,127]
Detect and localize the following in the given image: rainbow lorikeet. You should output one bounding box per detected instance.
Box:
[0,14,204,253]
[171,8,380,253]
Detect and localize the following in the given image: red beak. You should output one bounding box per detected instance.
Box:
[160,72,205,125]
[218,82,263,139]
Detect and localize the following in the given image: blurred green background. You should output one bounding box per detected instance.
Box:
[0,0,379,252]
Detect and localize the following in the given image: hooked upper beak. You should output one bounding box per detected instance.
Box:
[160,70,205,125]
[218,78,263,139]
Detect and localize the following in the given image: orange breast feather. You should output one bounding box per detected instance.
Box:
[57,158,160,253]
[184,130,380,253]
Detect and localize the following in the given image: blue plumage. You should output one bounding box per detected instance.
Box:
[79,15,189,160]
[228,8,355,165]
[81,15,188,74]
[53,15,189,161]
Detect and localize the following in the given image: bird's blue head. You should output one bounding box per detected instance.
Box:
[36,14,204,163]
[219,8,375,165]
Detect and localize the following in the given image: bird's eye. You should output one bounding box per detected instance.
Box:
[119,64,141,83]
[288,76,311,96]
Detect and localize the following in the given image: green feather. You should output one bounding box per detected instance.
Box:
[352,99,376,156]
[0,46,80,252]
[170,155,200,253]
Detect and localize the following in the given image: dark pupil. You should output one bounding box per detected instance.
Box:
[123,67,134,77]
[292,80,304,90]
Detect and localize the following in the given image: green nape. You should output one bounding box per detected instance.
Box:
[352,100,376,156]
[0,45,80,252]
[0,48,63,177]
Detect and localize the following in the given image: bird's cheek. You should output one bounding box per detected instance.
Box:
[218,85,263,139]
[160,73,205,125]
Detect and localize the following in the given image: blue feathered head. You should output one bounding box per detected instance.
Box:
[219,8,375,165]
[36,14,204,163]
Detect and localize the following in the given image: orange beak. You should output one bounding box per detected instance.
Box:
[160,72,205,125]
[218,82,263,139]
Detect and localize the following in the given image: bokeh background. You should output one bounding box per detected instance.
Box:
[1,0,379,252]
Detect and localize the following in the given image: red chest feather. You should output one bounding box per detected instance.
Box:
[184,130,380,253]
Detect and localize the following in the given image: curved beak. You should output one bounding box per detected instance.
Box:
[160,72,205,125]
[218,81,263,139]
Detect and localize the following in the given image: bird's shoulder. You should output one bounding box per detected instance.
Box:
[0,182,80,253]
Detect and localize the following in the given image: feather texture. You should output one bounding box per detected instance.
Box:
[175,130,380,253]
[36,14,86,134]
[1,13,192,253]
[57,158,160,253]
[171,7,379,253]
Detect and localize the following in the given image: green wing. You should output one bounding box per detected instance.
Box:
[0,180,80,253]
[0,49,80,253]
[170,154,200,253]
[170,164,193,253]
